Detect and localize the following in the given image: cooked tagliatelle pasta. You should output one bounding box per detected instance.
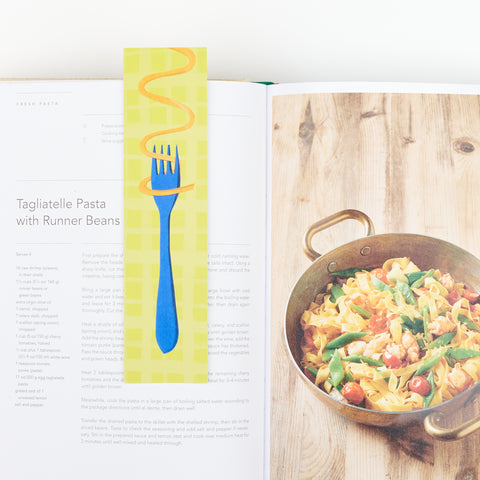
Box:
[300,257,480,411]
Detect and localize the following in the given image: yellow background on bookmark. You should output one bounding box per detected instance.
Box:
[123,47,208,383]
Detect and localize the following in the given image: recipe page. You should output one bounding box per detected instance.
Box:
[0,80,269,479]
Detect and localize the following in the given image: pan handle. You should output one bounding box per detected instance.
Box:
[424,411,480,441]
[303,209,375,261]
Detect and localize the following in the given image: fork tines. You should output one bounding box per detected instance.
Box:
[152,145,178,175]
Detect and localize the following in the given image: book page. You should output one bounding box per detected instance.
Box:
[0,80,269,479]
[266,81,480,479]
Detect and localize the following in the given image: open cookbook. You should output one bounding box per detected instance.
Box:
[2,79,480,479]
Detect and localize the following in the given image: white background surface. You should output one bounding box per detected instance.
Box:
[2,0,480,84]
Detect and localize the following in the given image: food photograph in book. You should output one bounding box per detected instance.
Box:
[269,91,480,471]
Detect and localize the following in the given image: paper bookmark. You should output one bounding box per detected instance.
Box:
[123,47,208,383]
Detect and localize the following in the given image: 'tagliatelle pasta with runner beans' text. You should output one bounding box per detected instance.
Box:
[300,257,480,411]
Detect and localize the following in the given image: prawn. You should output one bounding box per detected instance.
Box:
[401,330,420,363]
[347,341,367,356]
[429,315,455,336]
[385,342,407,361]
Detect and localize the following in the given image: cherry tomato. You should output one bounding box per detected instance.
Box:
[382,350,402,369]
[408,376,431,396]
[463,288,480,304]
[371,268,389,284]
[341,382,365,405]
[368,314,389,334]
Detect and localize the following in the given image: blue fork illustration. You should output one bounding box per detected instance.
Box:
[151,145,180,353]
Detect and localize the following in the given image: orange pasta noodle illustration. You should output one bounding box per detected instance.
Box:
[137,47,196,353]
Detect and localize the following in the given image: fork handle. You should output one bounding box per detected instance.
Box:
[156,213,179,353]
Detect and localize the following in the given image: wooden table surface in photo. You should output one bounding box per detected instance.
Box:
[270,92,480,480]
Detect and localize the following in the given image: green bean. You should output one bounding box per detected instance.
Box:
[414,316,425,328]
[328,349,345,387]
[344,370,355,383]
[325,332,369,349]
[417,338,425,349]
[306,365,318,377]
[342,354,385,367]
[322,349,335,361]
[405,271,426,286]
[415,349,446,376]
[327,377,343,393]
[330,284,345,303]
[393,290,403,307]
[351,304,372,319]
[400,315,424,334]
[329,268,366,278]
[401,323,411,333]
[445,355,455,367]
[423,370,435,408]
[396,280,417,305]
[457,314,480,332]
[446,348,480,360]
[426,332,456,349]
[411,269,435,289]
[370,274,394,294]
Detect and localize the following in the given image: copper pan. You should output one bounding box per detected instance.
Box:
[284,209,480,440]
